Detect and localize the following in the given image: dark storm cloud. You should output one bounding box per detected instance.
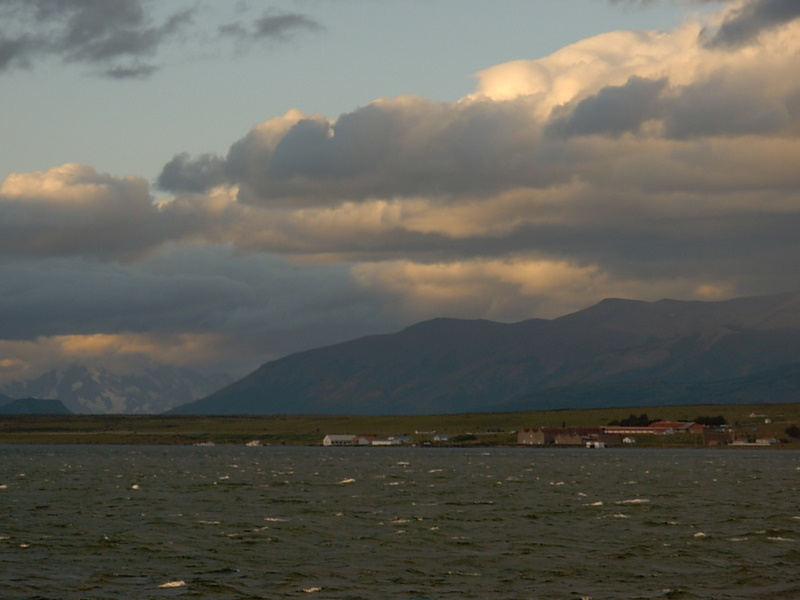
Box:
[0,249,397,370]
[703,0,800,48]
[215,98,550,204]
[0,0,192,77]
[547,74,798,140]
[548,76,668,138]
[663,76,793,138]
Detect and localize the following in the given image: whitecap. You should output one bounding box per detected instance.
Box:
[693,532,706,538]
[616,498,649,505]
[158,580,186,588]
[337,478,356,484]
[303,587,322,593]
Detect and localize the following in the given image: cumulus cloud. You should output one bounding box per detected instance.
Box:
[158,153,229,194]
[703,0,800,48]
[153,7,799,313]
[3,1,800,388]
[548,76,669,138]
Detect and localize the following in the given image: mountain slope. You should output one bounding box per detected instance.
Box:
[0,397,72,415]
[171,291,800,415]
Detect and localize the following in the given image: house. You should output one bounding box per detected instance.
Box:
[371,438,401,446]
[517,427,603,446]
[603,421,705,436]
[703,429,733,446]
[389,436,414,445]
[352,435,376,445]
[647,420,705,434]
[323,434,357,446]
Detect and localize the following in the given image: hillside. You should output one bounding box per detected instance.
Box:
[0,397,72,415]
[170,291,800,415]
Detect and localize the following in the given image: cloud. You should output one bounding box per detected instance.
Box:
[220,11,324,42]
[352,256,738,322]
[158,153,229,194]
[8,9,800,278]
[252,12,324,40]
[0,1,324,79]
[3,2,800,389]
[548,76,669,137]
[0,0,193,77]
[0,246,399,384]
[703,0,800,48]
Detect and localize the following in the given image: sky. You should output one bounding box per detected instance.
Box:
[2,0,800,386]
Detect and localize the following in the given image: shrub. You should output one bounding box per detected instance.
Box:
[785,424,800,439]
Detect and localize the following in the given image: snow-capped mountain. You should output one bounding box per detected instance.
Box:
[1,364,232,414]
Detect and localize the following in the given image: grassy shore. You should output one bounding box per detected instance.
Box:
[2,403,800,447]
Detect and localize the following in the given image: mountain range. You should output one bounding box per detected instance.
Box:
[171,291,800,415]
[1,364,231,414]
[0,396,71,415]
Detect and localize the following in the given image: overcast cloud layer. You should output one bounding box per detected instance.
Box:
[2,0,800,386]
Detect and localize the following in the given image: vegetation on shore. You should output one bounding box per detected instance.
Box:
[1,403,800,447]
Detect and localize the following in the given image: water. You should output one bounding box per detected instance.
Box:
[1,446,799,599]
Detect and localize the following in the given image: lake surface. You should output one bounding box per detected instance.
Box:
[1,445,799,599]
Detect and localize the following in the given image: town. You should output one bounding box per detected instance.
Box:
[322,413,787,448]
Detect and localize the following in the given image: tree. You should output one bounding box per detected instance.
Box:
[785,424,800,439]
[695,415,727,427]
[609,413,652,427]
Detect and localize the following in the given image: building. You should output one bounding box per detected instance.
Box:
[602,421,705,436]
[323,434,357,446]
[518,427,606,446]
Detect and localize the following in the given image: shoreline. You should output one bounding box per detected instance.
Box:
[2,403,799,448]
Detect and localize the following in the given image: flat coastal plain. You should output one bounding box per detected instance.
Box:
[2,403,800,447]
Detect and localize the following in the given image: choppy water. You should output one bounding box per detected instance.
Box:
[1,446,799,599]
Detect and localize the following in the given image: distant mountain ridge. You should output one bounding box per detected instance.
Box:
[0,397,71,415]
[1,364,232,414]
[170,291,800,415]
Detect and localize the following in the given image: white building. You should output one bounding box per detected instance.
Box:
[323,434,356,446]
